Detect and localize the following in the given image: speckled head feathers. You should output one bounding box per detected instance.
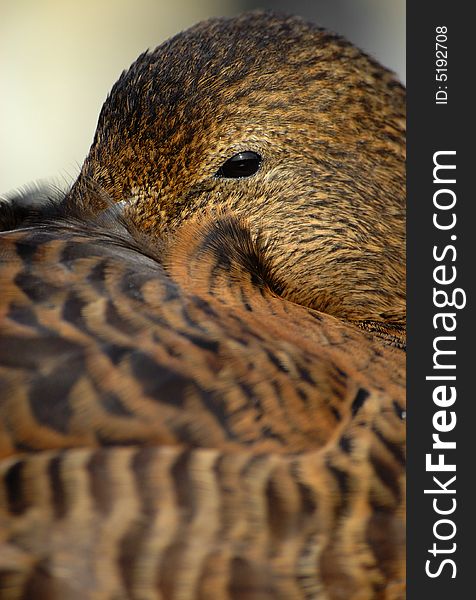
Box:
[69,11,406,327]
[0,13,406,597]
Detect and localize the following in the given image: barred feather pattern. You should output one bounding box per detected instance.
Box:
[0,10,405,600]
[0,207,405,600]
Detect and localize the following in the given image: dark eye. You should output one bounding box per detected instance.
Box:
[215,151,262,179]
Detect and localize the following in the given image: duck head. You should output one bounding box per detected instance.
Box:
[68,11,406,328]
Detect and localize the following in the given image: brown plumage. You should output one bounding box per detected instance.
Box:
[0,11,405,600]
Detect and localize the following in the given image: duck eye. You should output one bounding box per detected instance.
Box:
[215,151,262,179]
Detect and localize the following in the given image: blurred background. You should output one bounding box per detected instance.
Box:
[0,0,404,194]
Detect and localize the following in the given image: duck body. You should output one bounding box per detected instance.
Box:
[0,12,405,599]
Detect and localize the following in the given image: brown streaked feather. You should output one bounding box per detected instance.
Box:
[0,414,404,599]
[0,10,405,600]
[0,208,404,458]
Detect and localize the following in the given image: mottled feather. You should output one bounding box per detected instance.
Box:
[0,11,405,600]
